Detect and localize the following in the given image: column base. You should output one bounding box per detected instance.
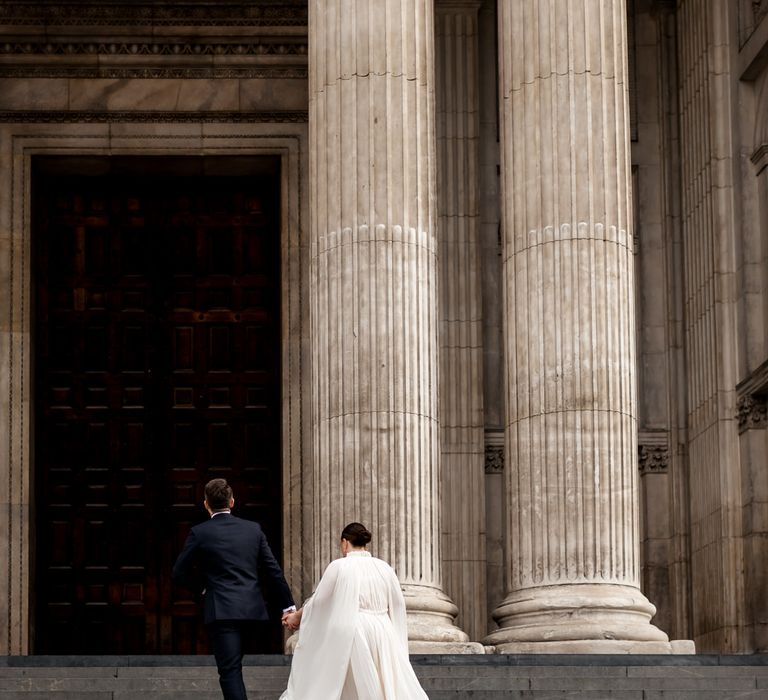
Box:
[490,640,674,654]
[403,583,485,654]
[484,583,670,653]
[409,640,486,653]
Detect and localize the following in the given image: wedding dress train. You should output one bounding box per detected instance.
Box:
[280,551,429,700]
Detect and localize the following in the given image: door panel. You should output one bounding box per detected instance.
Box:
[34,164,282,654]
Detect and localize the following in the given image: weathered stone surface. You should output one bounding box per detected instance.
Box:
[308,0,480,652]
[487,0,670,653]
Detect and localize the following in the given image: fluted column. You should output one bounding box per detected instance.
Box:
[486,0,671,652]
[309,0,481,652]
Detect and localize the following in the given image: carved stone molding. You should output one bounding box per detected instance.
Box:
[638,431,669,474]
[485,431,504,474]
[0,2,307,27]
[0,111,308,123]
[0,40,308,78]
[0,67,308,79]
[738,394,768,433]
[638,444,669,474]
[485,445,503,474]
[0,40,307,56]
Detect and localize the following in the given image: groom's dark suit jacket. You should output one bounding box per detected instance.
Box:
[172,514,294,624]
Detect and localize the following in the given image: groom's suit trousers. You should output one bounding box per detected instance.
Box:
[209,620,252,700]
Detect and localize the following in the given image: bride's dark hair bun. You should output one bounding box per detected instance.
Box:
[341,522,372,547]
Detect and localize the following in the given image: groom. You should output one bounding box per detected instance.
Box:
[172,478,295,700]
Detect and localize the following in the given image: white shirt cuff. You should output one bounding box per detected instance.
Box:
[283,605,297,613]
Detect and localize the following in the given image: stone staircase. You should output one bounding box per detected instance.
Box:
[0,655,766,699]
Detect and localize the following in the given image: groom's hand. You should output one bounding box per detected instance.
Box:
[282,611,301,630]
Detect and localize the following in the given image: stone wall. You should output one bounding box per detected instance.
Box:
[632,0,768,653]
[737,0,768,654]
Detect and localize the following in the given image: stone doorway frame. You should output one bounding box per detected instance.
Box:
[0,119,311,654]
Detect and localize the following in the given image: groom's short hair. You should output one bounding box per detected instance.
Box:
[205,478,233,510]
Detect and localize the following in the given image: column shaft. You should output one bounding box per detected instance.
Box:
[487,0,670,652]
[309,0,481,652]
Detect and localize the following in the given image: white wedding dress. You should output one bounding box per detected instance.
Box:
[280,551,429,700]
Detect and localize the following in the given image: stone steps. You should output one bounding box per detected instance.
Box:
[0,656,766,699]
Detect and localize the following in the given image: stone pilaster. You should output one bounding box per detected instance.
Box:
[677,0,746,652]
[486,0,671,652]
[435,0,487,644]
[308,0,481,652]
[0,136,31,655]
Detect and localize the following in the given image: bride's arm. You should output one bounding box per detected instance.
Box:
[387,566,409,651]
[284,560,342,630]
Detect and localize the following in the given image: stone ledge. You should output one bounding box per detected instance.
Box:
[4,654,768,667]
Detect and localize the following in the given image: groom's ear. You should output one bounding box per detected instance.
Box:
[230,497,235,508]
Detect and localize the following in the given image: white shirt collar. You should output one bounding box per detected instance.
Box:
[210,510,231,518]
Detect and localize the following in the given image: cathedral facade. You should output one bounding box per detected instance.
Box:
[0,0,766,656]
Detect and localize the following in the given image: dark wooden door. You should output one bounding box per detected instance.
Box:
[34,164,283,654]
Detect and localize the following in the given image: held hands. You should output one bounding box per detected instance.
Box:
[282,610,302,631]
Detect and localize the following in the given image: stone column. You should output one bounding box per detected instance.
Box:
[435,0,487,643]
[309,0,481,652]
[486,0,671,652]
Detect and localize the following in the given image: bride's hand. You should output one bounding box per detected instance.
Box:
[283,611,301,631]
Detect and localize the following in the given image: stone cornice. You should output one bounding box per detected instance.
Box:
[0,66,307,78]
[0,40,307,57]
[0,37,308,78]
[0,110,308,123]
[0,1,307,28]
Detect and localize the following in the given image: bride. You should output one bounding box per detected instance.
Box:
[280,523,429,700]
